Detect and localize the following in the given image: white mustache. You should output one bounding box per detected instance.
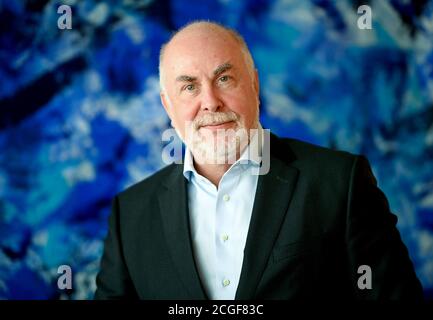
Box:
[194,112,238,129]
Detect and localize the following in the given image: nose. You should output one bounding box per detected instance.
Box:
[200,85,223,112]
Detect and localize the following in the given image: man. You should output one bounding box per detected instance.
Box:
[94,21,423,300]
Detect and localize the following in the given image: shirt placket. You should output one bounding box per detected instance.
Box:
[214,165,242,299]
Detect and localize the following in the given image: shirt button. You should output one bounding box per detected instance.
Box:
[222,279,230,287]
[221,234,229,242]
[223,194,230,202]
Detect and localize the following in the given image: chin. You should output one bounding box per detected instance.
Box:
[192,138,239,165]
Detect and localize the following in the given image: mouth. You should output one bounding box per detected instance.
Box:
[200,120,236,130]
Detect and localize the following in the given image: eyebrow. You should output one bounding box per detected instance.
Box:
[213,62,233,77]
[174,62,233,83]
[176,75,197,83]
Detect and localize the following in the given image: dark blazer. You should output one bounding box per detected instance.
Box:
[94,133,423,300]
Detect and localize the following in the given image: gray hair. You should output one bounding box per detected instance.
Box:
[158,20,255,92]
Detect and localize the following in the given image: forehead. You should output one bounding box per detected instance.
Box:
[162,28,245,77]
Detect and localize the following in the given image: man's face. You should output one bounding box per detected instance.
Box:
[160,27,260,164]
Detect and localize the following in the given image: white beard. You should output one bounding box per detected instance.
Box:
[184,112,251,165]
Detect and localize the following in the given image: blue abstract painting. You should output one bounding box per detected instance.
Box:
[1,0,432,299]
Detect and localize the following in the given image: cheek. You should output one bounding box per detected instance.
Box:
[172,103,199,128]
[224,90,258,122]
[181,108,199,126]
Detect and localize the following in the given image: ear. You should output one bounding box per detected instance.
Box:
[253,69,260,97]
[253,69,260,106]
[160,91,172,119]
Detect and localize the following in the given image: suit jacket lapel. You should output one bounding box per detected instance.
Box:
[158,165,207,299]
[235,134,299,299]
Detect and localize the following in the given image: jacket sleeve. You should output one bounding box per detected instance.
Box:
[345,155,423,300]
[94,196,138,299]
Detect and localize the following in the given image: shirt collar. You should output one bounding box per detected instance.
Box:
[183,143,196,181]
[183,123,264,181]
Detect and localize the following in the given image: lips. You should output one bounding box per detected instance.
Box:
[200,120,235,129]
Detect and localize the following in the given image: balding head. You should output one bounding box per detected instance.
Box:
[158,20,260,166]
[159,21,255,92]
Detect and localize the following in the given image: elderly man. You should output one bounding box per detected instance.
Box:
[95,21,423,300]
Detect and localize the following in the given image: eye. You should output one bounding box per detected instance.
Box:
[219,75,229,82]
[184,84,195,91]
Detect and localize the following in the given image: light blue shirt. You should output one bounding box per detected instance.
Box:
[183,126,263,300]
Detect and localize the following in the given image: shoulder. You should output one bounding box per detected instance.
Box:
[273,135,360,181]
[274,134,356,163]
[116,163,180,204]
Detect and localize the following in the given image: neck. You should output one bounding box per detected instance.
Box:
[193,161,231,188]
[192,145,245,188]
[188,123,261,188]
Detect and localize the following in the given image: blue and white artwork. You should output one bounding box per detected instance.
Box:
[0,0,432,299]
